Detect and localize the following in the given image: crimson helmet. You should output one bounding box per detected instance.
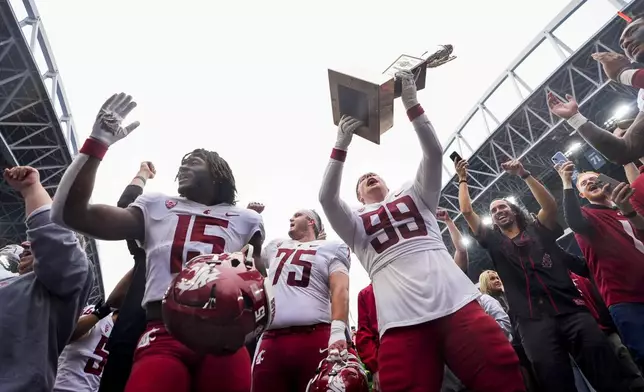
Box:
[306,352,370,392]
[162,244,274,355]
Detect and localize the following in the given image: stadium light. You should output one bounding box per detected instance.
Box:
[565,142,582,156]
[461,236,472,247]
[506,196,517,204]
[613,104,633,120]
[481,216,493,226]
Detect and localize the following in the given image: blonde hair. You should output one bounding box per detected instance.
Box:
[479,270,501,295]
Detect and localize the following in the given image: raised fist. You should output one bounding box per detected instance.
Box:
[436,208,451,222]
[139,161,156,180]
[247,202,265,214]
[501,159,527,177]
[3,166,40,192]
[91,93,140,147]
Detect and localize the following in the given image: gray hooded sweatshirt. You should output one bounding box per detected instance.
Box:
[0,205,93,391]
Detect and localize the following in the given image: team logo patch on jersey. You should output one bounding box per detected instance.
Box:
[541,253,552,268]
[137,327,160,349]
[204,209,211,215]
[165,200,177,209]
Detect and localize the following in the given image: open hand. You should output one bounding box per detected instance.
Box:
[547,92,579,120]
[592,52,632,80]
[3,166,40,192]
[92,93,140,147]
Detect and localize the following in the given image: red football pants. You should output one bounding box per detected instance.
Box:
[251,323,330,392]
[378,301,525,392]
[124,321,251,392]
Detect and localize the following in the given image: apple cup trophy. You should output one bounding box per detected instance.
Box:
[328,45,456,144]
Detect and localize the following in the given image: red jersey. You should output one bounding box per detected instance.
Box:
[575,205,644,307]
[356,284,379,373]
[569,272,610,332]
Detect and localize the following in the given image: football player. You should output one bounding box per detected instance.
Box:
[54,303,118,392]
[318,70,525,392]
[51,94,264,392]
[251,209,351,392]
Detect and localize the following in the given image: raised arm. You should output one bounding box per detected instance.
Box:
[4,166,90,298]
[397,70,443,212]
[319,116,362,249]
[557,161,594,236]
[502,160,558,230]
[455,160,483,235]
[51,93,144,241]
[69,302,113,342]
[548,92,644,165]
[436,209,468,272]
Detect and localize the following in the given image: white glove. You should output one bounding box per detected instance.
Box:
[335,115,363,150]
[91,93,140,147]
[396,69,419,110]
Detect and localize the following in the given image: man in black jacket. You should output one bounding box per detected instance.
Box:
[99,162,156,392]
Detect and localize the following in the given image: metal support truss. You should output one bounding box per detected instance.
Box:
[434,0,644,282]
[0,0,104,303]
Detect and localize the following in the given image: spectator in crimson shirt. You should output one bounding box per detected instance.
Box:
[356,284,380,391]
[560,161,644,370]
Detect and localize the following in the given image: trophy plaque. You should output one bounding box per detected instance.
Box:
[328,70,395,145]
[329,45,456,145]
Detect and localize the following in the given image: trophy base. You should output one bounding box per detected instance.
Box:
[328,69,394,145]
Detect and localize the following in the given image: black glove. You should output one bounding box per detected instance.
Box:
[92,301,112,320]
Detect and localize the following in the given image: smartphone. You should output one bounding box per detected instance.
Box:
[551,151,568,166]
[596,173,621,190]
[449,151,462,163]
[552,151,579,182]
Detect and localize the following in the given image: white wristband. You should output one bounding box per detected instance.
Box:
[619,69,637,86]
[567,112,588,130]
[329,320,347,345]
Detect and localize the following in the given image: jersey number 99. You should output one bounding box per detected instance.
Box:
[360,195,427,254]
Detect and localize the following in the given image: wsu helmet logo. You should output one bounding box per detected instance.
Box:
[176,262,222,295]
[327,374,347,392]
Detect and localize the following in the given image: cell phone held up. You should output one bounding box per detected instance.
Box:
[450,152,462,164]
[595,174,621,191]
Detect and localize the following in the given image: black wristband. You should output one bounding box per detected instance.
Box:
[92,303,112,320]
[134,175,147,184]
[520,171,532,180]
[459,179,467,184]
[623,210,637,218]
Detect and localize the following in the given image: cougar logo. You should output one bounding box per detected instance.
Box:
[176,264,221,294]
[542,253,552,268]
[137,327,160,349]
[327,374,346,392]
[254,349,266,365]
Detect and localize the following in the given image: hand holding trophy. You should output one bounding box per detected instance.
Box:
[328,45,456,144]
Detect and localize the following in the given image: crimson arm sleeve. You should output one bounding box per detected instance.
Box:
[408,105,443,213]
[319,149,358,249]
[574,110,644,165]
[355,289,379,373]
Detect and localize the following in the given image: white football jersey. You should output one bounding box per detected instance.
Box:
[262,239,350,329]
[53,316,114,392]
[349,182,479,335]
[130,193,264,306]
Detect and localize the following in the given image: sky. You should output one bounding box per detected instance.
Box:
[15,0,623,325]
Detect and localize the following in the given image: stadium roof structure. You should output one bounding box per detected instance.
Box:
[436,0,644,280]
[0,0,104,304]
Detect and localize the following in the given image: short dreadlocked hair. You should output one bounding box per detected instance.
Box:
[178,149,237,205]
